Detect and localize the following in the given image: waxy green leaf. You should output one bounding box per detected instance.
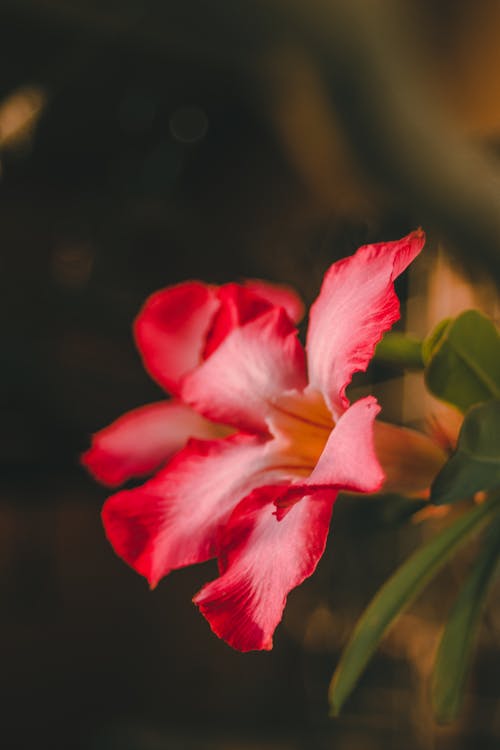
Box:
[424,310,500,412]
[432,515,500,723]
[431,400,500,505]
[328,495,500,716]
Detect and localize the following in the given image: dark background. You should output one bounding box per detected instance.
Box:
[2,2,500,749]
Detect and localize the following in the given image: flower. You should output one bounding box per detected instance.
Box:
[83,229,443,651]
[82,279,303,486]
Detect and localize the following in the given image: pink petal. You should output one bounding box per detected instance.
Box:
[203,284,275,358]
[101,433,293,588]
[274,396,384,518]
[134,282,220,395]
[244,279,304,323]
[306,230,425,417]
[194,486,336,651]
[181,308,308,434]
[306,396,384,491]
[81,400,225,487]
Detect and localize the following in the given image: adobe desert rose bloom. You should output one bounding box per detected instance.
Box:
[82,280,303,486]
[84,230,445,651]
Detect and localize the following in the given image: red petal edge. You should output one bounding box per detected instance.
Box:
[134,281,220,395]
[194,486,336,651]
[101,433,292,587]
[244,279,304,323]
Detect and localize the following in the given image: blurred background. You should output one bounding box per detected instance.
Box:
[2,1,500,748]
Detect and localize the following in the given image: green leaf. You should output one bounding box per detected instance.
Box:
[422,318,452,364]
[374,332,424,369]
[432,515,500,723]
[431,400,500,505]
[424,310,500,412]
[328,495,500,717]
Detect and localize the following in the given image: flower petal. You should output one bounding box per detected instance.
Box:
[182,308,307,434]
[194,486,336,651]
[274,396,384,519]
[101,434,292,588]
[81,400,225,487]
[134,282,220,394]
[306,230,425,417]
[244,279,304,323]
[306,396,384,491]
[203,284,275,358]
[373,421,447,496]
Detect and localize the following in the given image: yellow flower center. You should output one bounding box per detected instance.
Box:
[267,388,334,477]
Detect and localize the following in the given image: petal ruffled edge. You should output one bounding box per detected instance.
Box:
[306,230,425,417]
[101,433,293,587]
[194,486,336,651]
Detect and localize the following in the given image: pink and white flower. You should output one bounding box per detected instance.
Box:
[83,230,445,651]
